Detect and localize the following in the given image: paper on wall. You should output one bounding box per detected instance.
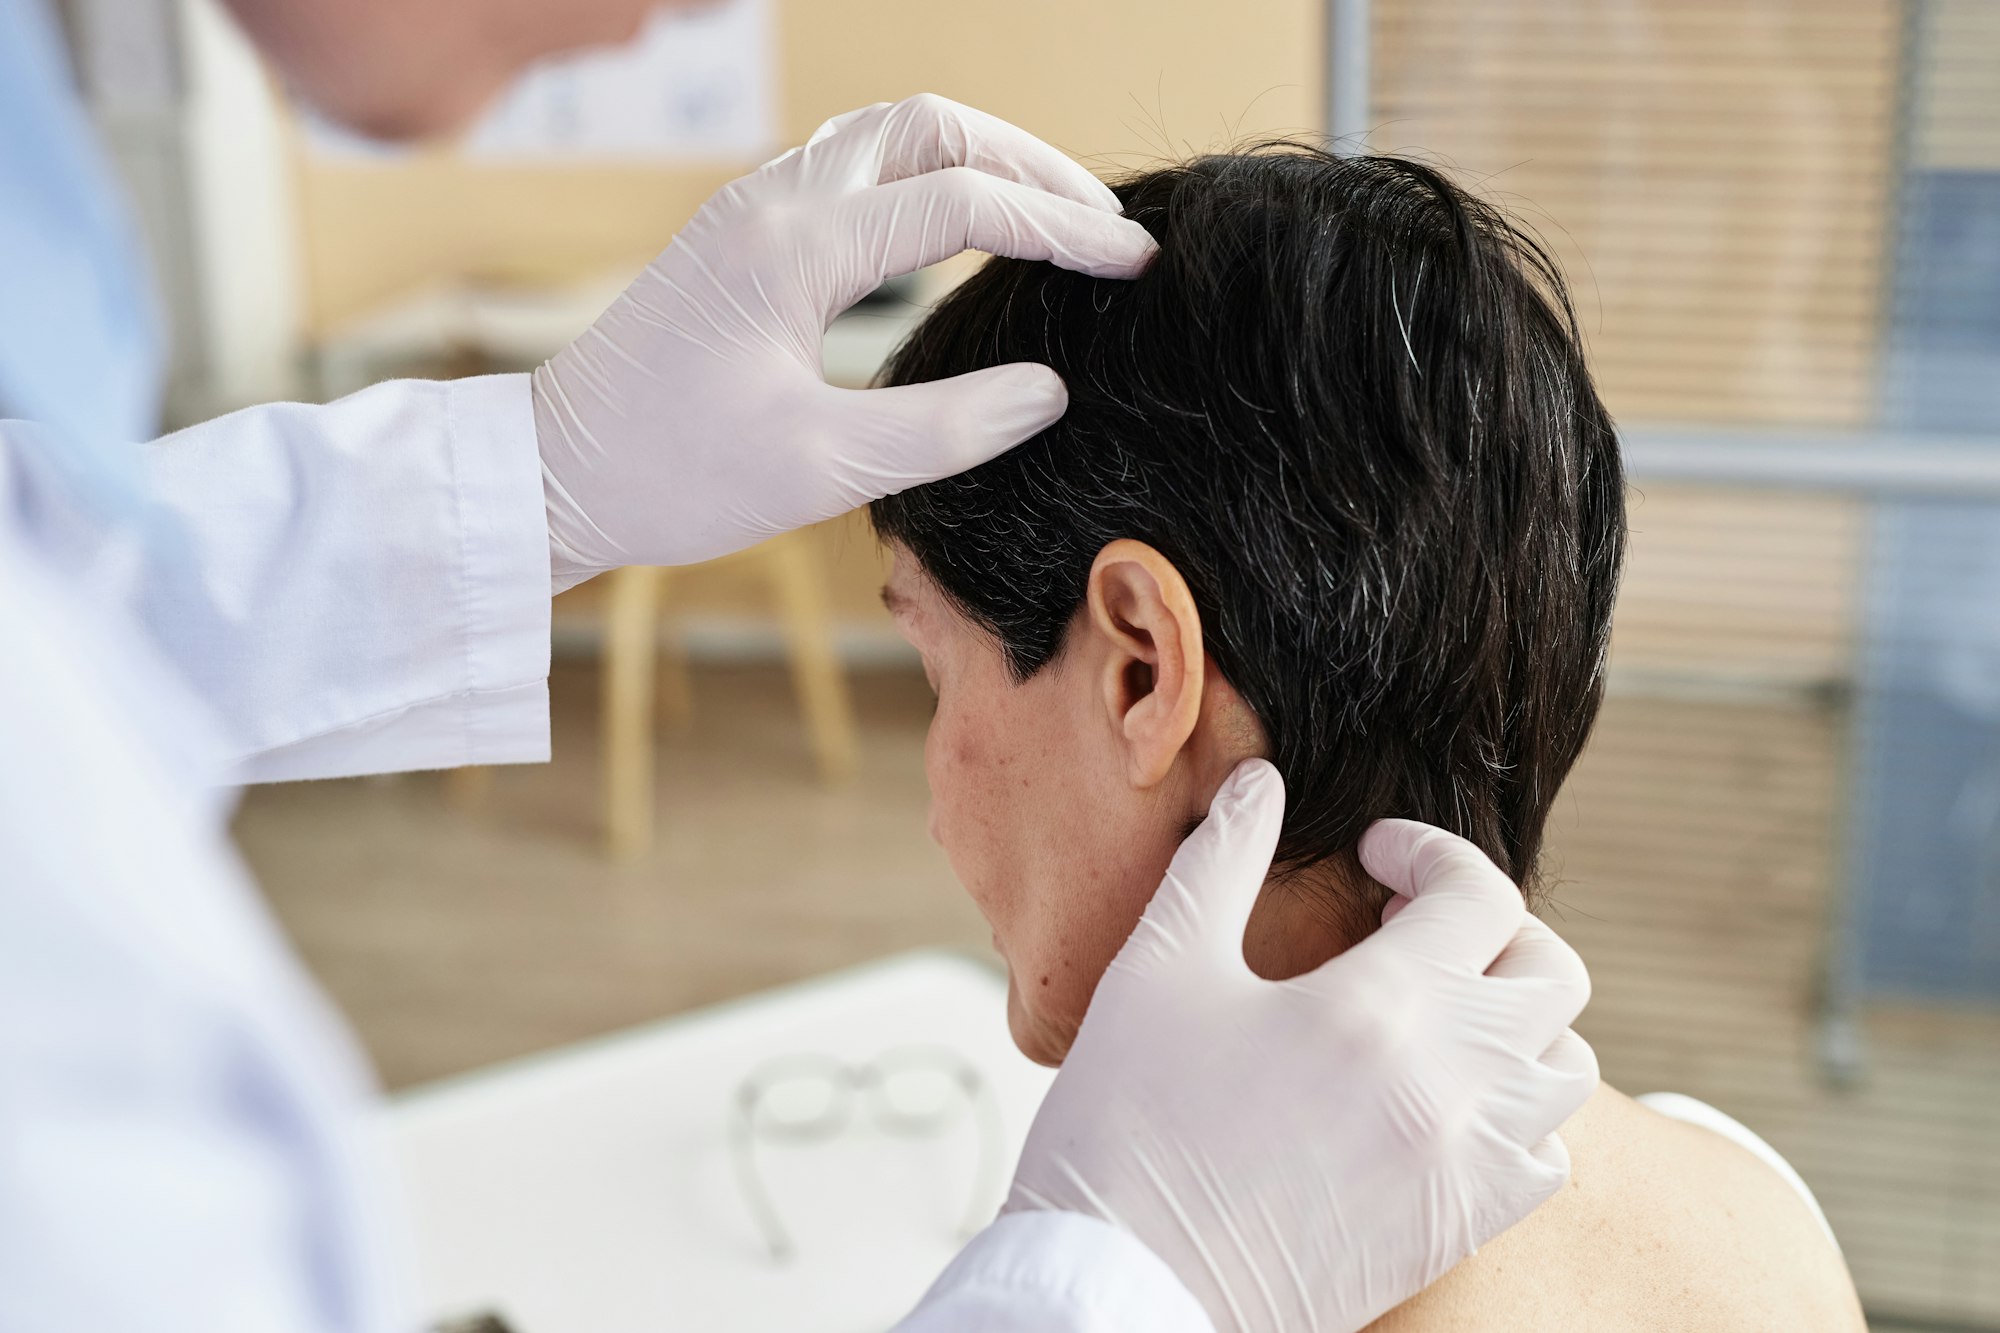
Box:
[466,0,777,160]
[304,0,778,162]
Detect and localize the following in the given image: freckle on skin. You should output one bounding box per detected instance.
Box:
[1040,975,1050,987]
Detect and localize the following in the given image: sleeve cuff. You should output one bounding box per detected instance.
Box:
[228,374,551,783]
[893,1212,1214,1333]
[227,680,550,783]
[448,373,552,717]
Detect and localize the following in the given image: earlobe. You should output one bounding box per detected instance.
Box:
[1086,540,1206,788]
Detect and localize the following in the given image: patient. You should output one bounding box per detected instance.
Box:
[872,148,1864,1329]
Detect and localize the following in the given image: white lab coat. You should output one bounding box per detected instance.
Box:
[1,0,1208,1315]
[0,381,1211,1333]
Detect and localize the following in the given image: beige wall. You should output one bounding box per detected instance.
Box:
[1372,0,1903,689]
[1373,0,1901,430]
[294,1,1324,334]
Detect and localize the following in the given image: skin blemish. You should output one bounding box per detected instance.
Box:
[1040,975,1051,987]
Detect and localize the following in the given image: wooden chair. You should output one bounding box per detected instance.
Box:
[446,531,858,859]
[599,532,858,861]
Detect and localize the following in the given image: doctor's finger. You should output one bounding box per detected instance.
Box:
[1485,913,1583,981]
[1117,758,1286,976]
[1500,1030,1600,1149]
[1526,1131,1573,1194]
[822,170,1156,315]
[1485,914,1592,1030]
[1540,1027,1599,1084]
[1358,818,1526,971]
[870,93,1127,212]
[1484,973,1599,1066]
[826,364,1071,491]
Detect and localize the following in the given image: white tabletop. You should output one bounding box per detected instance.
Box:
[386,950,1055,1333]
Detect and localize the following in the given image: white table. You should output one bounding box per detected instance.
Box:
[387,951,1055,1333]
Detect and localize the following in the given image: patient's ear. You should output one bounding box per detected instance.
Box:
[1085,539,1205,788]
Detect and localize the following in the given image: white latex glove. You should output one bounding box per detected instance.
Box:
[1007,758,1599,1333]
[532,94,1157,590]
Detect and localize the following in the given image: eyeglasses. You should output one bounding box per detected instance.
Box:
[728,1045,1004,1264]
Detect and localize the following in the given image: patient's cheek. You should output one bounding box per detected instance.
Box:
[919,657,1145,1060]
[927,710,996,835]
[936,712,989,777]
[930,672,1053,813]
[925,697,1027,901]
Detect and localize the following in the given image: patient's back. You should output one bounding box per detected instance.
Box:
[1368,1086,1864,1331]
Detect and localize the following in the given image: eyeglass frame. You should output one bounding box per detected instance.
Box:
[727,1044,1006,1264]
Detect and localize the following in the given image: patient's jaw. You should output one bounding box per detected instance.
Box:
[884,540,1349,1065]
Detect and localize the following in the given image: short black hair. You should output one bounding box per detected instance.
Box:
[871,146,1625,899]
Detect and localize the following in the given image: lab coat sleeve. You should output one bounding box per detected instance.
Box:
[0,519,413,1333]
[138,374,553,783]
[893,1212,1215,1333]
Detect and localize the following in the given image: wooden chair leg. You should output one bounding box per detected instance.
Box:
[766,532,859,786]
[444,765,492,812]
[603,565,669,860]
[657,616,695,736]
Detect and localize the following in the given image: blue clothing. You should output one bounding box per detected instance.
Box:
[0,0,164,446]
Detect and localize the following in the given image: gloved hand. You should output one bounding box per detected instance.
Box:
[1007,758,1599,1333]
[532,94,1157,590]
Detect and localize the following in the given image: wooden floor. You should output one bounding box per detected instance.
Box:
[240,663,987,1092]
[241,661,2000,1330]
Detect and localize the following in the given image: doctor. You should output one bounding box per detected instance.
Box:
[0,1,1601,1330]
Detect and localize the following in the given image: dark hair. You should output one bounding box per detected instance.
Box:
[871,146,1625,902]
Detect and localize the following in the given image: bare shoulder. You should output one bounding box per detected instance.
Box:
[1366,1085,1866,1332]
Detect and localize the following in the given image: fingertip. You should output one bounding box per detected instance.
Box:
[1203,756,1286,884]
[1142,757,1286,968]
[1214,756,1282,811]
[1356,818,1527,967]
[1107,219,1161,276]
[990,363,1068,444]
[945,362,1068,461]
[1485,915,1589,992]
[997,361,1067,413]
[1062,211,1159,279]
[1528,1131,1572,1188]
[1356,818,1445,895]
[1541,1028,1601,1096]
[1199,759,1287,860]
[1361,819,1516,906]
[847,362,1069,495]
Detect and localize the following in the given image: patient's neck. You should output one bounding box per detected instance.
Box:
[1240,866,1382,980]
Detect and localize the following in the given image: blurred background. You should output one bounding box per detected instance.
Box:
[60,0,1998,1327]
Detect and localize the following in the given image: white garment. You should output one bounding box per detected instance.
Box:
[1636,1093,1839,1250]
[0,390,1210,1333]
